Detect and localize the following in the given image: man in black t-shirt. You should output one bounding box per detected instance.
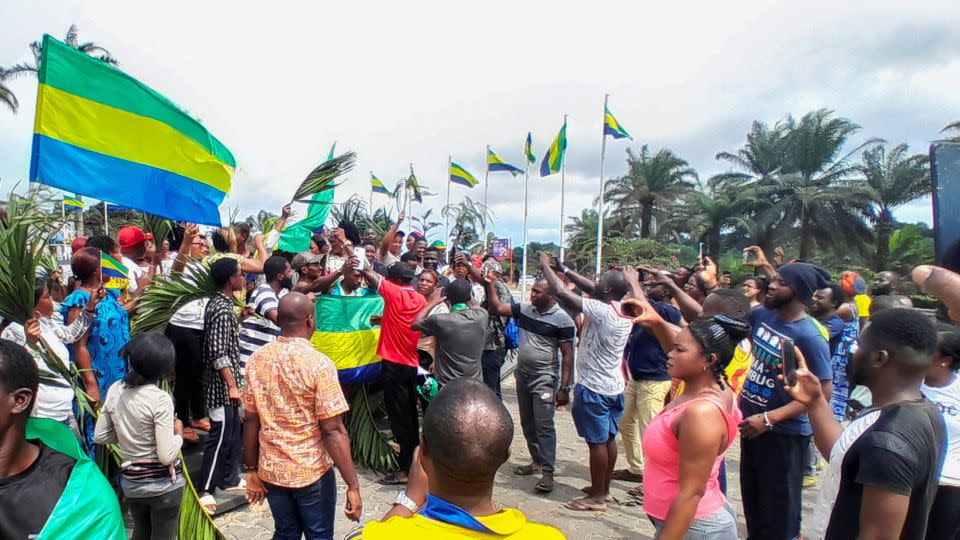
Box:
[785,308,946,539]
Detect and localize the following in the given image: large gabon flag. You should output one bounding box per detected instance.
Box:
[30,35,234,226]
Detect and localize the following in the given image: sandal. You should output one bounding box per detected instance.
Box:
[627,485,644,498]
[199,493,217,514]
[579,486,614,502]
[534,475,555,493]
[513,464,542,476]
[378,473,408,485]
[564,498,607,512]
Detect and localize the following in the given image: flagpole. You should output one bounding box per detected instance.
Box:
[596,94,609,276]
[521,160,530,301]
[559,114,568,263]
[482,145,490,251]
[103,201,109,235]
[444,156,452,247]
[369,172,373,216]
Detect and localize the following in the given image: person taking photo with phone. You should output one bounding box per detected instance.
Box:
[784,308,945,540]
[738,262,833,539]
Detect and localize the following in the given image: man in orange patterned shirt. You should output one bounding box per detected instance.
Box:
[242,292,362,540]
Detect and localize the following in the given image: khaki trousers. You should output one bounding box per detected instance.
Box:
[619,378,671,475]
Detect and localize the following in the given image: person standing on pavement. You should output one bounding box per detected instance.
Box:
[238,256,293,376]
[539,253,634,512]
[359,262,427,486]
[486,276,575,494]
[411,279,488,388]
[243,293,362,540]
[197,258,247,513]
[612,280,682,487]
[738,262,833,540]
[459,254,513,399]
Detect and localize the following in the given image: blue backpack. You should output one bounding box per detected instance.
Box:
[504,296,520,350]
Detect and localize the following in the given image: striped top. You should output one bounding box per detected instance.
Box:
[239,284,286,368]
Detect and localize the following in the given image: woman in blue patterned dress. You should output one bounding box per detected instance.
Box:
[60,247,132,455]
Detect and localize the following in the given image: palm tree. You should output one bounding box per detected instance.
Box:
[564,209,600,271]
[662,182,752,261]
[3,25,118,112]
[857,143,931,270]
[409,208,442,240]
[756,109,880,259]
[604,145,697,238]
[8,25,118,77]
[713,120,788,186]
[442,196,492,249]
[0,68,19,113]
[942,121,960,143]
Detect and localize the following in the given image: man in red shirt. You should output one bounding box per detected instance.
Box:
[361,263,427,485]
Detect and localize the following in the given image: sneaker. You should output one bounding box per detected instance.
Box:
[802,475,819,489]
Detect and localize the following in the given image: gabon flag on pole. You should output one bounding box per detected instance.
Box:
[539,120,568,177]
[30,35,235,226]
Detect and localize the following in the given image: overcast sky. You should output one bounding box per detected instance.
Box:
[1,0,958,245]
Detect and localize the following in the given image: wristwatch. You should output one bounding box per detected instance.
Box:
[559,386,571,393]
[392,491,420,513]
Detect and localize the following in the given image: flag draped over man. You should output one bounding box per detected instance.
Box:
[30,35,234,226]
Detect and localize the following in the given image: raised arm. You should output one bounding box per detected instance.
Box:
[379,211,405,258]
[484,275,512,317]
[172,224,199,274]
[539,252,583,314]
[559,263,596,295]
[744,246,776,279]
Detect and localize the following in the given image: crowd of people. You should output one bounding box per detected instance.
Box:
[1,202,960,540]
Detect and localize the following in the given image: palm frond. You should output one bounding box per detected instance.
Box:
[347,385,399,473]
[291,152,357,203]
[0,189,61,323]
[131,261,241,333]
[140,212,173,245]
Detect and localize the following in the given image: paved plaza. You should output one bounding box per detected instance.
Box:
[214,377,823,539]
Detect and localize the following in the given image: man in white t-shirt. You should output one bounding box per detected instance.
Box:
[538,253,634,512]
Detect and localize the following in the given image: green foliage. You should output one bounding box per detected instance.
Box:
[291,151,357,203]
[131,261,242,333]
[140,212,173,245]
[887,224,934,275]
[443,197,493,249]
[0,190,61,323]
[347,385,398,474]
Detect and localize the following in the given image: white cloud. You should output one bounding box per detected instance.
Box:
[1,0,958,245]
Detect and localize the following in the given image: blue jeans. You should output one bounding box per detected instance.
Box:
[265,469,336,540]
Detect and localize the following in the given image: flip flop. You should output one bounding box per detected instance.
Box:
[579,486,614,502]
[514,464,542,476]
[564,499,607,512]
[199,493,217,514]
[627,485,644,498]
[378,474,408,485]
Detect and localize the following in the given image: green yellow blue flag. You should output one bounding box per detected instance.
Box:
[487,148,523,176]
[278,142,337,252]
[63,196,83,210]
[311,295,385,384]
[603,106,632,140]
[450,161,479,188]
[371,173,390,195]
[408,166,423,203]
[30,35,234,226]
[540,121,567,177]
[524,132,536,163]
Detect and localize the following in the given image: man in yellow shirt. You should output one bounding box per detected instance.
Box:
[346,379,565,539]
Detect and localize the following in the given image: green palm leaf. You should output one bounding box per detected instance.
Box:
[347,385,398,474]
[131,260,242,334]
[291,151,357,203]
[140,212,173,245]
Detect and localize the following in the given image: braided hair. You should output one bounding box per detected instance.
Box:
[688,315,752,389]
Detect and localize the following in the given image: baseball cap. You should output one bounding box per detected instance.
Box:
[118,226,153,250]
[387,262,415,282]
[70,236,87,253]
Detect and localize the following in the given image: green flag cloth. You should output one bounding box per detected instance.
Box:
[278,143,336,252]
[26,417,126,540]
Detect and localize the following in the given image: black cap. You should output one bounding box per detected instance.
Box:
[387,262,416,282]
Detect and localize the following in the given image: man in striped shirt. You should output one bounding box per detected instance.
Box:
[239,256,293,374]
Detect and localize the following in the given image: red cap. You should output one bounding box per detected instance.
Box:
[70,236,87,253]
[118,226,153,250]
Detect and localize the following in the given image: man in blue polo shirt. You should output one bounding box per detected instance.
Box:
[612,281,681,485]
[738,262,833,540]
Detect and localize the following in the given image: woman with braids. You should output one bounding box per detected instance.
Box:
[922,325,960,538]
[627,307,750,539]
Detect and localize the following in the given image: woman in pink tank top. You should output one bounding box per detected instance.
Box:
[641,315,751,539]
